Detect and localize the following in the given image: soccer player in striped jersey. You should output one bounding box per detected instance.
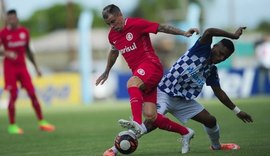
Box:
[157,26,253,150]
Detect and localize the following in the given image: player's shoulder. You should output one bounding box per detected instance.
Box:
[0,27,8,32]
[127,17,142,21]
[108,28,120,43]
[0,28,4,34]
[127,17,147,24]
[108,28,115,39]
[0,27,8,36]
[18,26,29,32]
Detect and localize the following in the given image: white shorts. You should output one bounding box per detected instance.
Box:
[157,88,204,123]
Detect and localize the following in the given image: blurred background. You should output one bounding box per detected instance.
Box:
[0,0,269,107]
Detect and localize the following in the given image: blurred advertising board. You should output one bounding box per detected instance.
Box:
[116,68,270,100]
[0,73,81,108]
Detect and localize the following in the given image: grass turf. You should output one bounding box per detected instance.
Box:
[0,96,269,156]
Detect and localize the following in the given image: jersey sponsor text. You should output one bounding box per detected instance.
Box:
[119,42,137,54]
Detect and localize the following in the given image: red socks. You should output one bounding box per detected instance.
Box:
[128,87,143,125]
[153,113,189,135]
[8,88,43,124]
[8,97,16,124]
[128,87,189,136]
[29,94,43,120]
[8,89,18,124]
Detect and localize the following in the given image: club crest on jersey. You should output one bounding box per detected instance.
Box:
[126,32,133,41]
[19,32,26,39]
[137,68,145,76]
[7,35,12,40]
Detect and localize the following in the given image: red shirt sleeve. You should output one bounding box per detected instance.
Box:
[134,18,159,34]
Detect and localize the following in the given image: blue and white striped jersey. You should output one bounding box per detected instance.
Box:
[158,39,220,100]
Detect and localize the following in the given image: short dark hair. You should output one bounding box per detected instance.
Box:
[220,38,235,53]
[102,4,121,19]
[7,9,17,15]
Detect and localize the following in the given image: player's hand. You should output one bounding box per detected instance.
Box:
[36,68,42,77]
[95,72,109,86]
[184,28,200,37]
[234,27,246,39]
[5,51,17,60]
[236,111,253,123]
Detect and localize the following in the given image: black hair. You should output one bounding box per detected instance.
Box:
[102,4,121,19]
[220,38,235,53]
[7,9,17,15]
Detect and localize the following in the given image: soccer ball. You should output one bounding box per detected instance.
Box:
[114,131,138,154]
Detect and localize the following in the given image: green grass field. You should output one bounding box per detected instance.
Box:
[0,96,269,156]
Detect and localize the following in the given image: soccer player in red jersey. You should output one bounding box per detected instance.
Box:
[96,4,199,154]
[0,9,55,134]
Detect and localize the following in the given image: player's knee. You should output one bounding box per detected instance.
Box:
[209,115,217,123]
[204,115,217,128]
[143,102,157,121]
[143,111,156,122]
[25,88,36,97]
[127,76,144,89]
[27,92,37,99]
[9,89,18,99]
[8,103,15,110]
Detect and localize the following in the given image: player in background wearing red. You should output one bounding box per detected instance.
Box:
[0,9,55,134]
[96,4,199,155]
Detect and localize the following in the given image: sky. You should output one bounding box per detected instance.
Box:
[4,0,270,29]
[202,0,270,28]
[4,0,138,20]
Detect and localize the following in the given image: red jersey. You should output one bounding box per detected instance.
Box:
[108,18,161,70]
[0,26,30,68]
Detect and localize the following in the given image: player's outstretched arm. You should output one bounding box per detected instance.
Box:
[211,85,253,123]
[200,27,246,44]
[157,24,199,37]
[95,47,119,86]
